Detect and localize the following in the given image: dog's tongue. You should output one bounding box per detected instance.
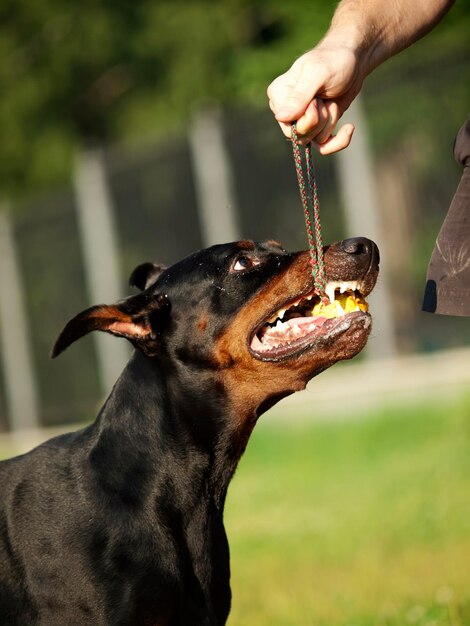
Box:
[284,316,329,332]
[286,316,316,328]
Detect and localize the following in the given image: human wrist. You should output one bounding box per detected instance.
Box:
[314,23,376,79]
[319,5,393,78]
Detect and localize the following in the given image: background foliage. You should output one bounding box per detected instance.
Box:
[1,0,469,198]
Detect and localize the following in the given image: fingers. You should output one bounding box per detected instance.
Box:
[313,123,355,155]
[269,98,329,143]
[273,86,315,124]
[267,63,325,141]
[313,101,339,144]
[301,101,355,154]
[297,99,328,136]
[270,94,354,155]
[267,68,321,125]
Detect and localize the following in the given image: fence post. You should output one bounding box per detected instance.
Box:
[188,107,241,246]
[0,205,40,430]
[73,148,130,396]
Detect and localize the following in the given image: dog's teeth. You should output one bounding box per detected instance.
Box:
[324,280,360,299]
[292,324,302,336]
[339,281,358,294]
[267,309,284,324]
[325,284,336,304]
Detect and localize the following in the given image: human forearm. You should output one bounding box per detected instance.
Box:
[322,0,455,76]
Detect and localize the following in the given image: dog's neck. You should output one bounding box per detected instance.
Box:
[89,351,254,513]
[81,350,243,621]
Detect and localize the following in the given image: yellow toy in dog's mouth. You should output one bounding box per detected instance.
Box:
[312,291,368,319]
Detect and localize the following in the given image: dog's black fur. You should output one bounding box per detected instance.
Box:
[0,238,379,625]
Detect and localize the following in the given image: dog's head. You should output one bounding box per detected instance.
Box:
[52,238,378,417]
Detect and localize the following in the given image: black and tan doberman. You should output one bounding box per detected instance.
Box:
[0,237,379,625]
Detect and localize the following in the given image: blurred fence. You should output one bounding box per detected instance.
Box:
[0,105,469,432]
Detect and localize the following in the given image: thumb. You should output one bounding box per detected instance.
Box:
[274,89,313,122]
[269,60,326,122]
[274,85,317,122]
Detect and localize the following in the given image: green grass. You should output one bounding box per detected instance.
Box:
[225,394,470,626]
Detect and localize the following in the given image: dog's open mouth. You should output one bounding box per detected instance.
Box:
[250,280,369,359]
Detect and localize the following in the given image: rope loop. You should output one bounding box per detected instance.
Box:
[291,123,328,301]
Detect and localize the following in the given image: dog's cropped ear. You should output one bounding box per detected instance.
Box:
[129,262,166,291]
[51,292,171,358]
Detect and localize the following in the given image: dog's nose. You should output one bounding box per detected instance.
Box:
[341,237,371,256]
[340,237,379,266]
[323,237,380,282]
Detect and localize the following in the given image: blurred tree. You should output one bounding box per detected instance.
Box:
[0,0,468,198]
[0,0,286,197]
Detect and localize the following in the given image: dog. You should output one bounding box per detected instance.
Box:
[0,237,379,625]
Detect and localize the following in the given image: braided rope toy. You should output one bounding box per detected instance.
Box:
[290,122,328,304]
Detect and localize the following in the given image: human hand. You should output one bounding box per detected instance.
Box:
[267,44,365,154]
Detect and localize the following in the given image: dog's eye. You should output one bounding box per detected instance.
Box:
[232,256,260,272]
